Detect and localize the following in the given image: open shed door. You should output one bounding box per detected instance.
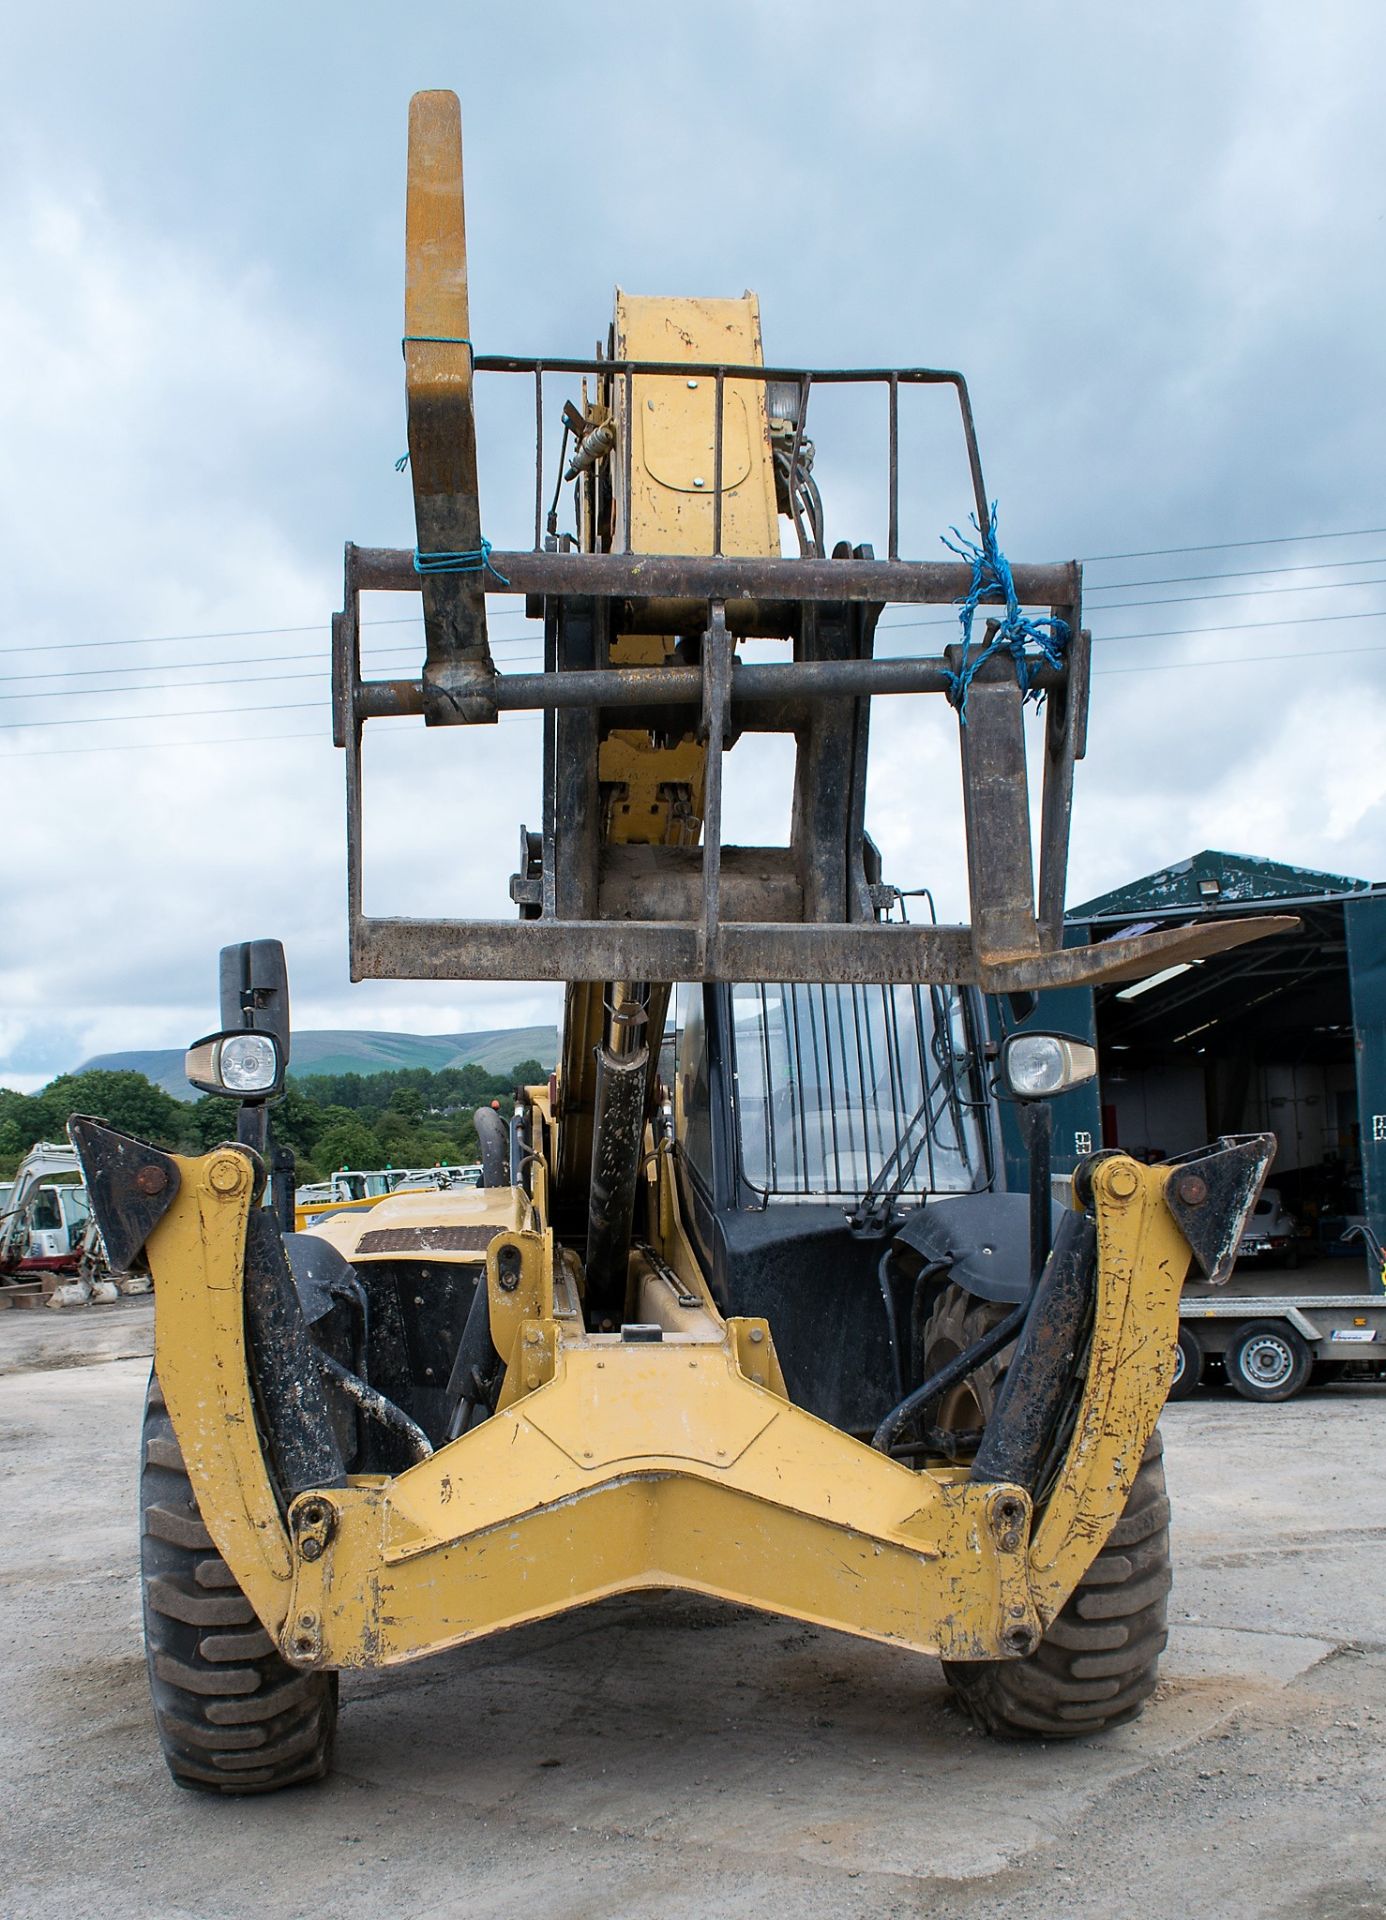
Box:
[1346,894,1386,1292]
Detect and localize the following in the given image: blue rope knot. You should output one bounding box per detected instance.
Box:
[940,503,1070,721]
[412,539,510,587]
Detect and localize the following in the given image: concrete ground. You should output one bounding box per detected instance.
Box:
[2,1299,1383,1920]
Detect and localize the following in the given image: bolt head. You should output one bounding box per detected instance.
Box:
[208,1154,243,1195]
[299,1536,323,1563]
[134,1164,168,1196]
[1176,1173,1209,1207]
[1105,1162,1140,1200]
[749,1327,764,1344]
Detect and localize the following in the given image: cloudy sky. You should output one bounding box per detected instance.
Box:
[3,1,1384,1091]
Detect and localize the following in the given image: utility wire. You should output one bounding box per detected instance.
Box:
[1082,525,1386,563]
[879,605,1386,643]
[0,603,533,660]
[9,577,1386,702]
[4,524,1385,663]
[7,631,1386,760]
[1092,639,1386,678]
[7,605,1386,728]
[0,636,543,701]
[10,560,1386,692]
[1081,553,1386,591]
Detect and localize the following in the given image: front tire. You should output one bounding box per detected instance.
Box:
[141,1374,337,1792]
[943,1432,1172,1738]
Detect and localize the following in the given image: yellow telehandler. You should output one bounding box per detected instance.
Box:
[72,92,1289,1792]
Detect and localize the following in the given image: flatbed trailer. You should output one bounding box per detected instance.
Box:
[1173,1266,1386,1401]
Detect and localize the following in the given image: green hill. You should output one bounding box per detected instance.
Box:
[82,1025,560,1102]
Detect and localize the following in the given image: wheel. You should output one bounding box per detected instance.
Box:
[1223,1321,1312,1403]
[942,1431,1171,1739]
[140,1373,337,1792]
[919,1284,1013,1430]
[1166,1324,1203,1402]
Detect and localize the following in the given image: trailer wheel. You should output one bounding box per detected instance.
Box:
[942,1431,1171,1739]
[1223,1321,1312,1402]
[1166,1324,1203,1402]
[140,1374,338,1793]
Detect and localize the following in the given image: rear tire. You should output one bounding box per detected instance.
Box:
[1223,1321,1312,1402]
[140,1373,337,1792]
[943,1431,1171,1739]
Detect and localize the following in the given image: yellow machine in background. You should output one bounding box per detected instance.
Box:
[74,91,1281,1793]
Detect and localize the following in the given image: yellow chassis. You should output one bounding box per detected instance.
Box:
[146,1148,1191,1672]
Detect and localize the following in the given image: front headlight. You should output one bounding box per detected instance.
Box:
[185,1029,284,1099]
[1000,1031,1098,1101]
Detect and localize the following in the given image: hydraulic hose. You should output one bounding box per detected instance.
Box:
[319,1355,433,1463]
[871,1298,1029,1455]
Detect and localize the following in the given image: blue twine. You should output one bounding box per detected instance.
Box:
[401,334,473,354]
[396,338,474,469]
[413,539,510,587]
[939,503,1070,720]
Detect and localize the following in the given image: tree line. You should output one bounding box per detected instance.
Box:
[0,1059,549,1185]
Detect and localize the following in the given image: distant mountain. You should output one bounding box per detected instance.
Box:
[82,1025,560,1103]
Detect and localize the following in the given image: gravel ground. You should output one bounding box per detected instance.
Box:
[1,1300,1382,1919]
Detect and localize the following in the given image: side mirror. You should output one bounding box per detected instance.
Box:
[185,1030,286,1100]
[1000,1030,1098,1102]
[219,940,291,1067]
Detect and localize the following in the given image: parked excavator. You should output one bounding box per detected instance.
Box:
[72,92,1290,1792]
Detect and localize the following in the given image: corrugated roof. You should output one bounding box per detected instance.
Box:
[1070,849,1379,921]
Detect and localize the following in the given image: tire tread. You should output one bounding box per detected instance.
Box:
[943,1419,1171,1740]
[139,1377,336,1794]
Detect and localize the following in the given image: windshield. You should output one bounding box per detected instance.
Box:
[729,982,988,1202]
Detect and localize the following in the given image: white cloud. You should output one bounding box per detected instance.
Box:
[4,4,1386,1091]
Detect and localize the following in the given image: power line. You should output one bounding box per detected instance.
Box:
[0,634,545,701]
[7,626,1386,760]
[7,601,1386,730]
[878,604,1386,646]
[0,603,535,660]
[10,569,1386,698]
[1085,575,1386,615]
[1082,525,1386,563]
[1092,639,1386,678]
[878,580,1386,637]
[0,699,327,732]
[0,713,539,763]
[1,727,332,761]
[8,606,1386,730]
[1084,553,1386,592]
[1090,606,1386,644]
[4,523,1385,664]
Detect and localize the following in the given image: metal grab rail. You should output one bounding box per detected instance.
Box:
[465,355,990,562]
